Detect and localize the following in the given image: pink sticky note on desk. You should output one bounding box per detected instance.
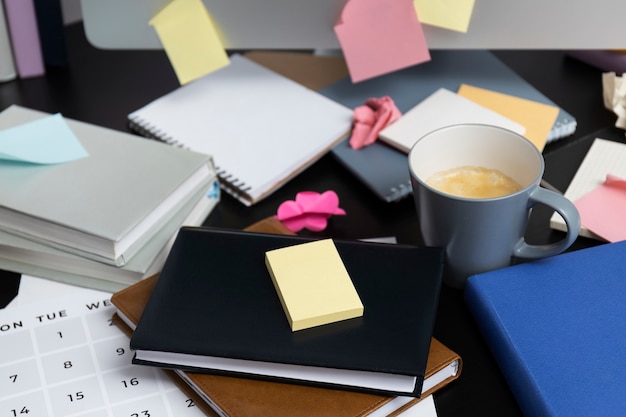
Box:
[574,174,626,242]
[334,0,431,83]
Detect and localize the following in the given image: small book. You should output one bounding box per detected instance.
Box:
[265,238,364,331]
[319,50,577,202]
[377,88,526,154]
[2,0,44,78]
[112,275,461,417]
[465,240,626,417]
[129,227,445,397]
[0,105,215,266]
[127,53,353,206]
[550,137,626,240]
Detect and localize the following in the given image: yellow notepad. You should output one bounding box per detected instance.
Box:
[265,239,364,331]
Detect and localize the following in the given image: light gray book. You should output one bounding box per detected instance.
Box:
[0,179,219,292]
[0,105,216,266]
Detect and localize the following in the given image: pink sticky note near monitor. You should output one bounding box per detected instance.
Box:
[334,0,431,83]
[574,174,626,242]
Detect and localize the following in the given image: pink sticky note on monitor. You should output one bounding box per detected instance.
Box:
[574,174,626,242]
[334,0,431,83]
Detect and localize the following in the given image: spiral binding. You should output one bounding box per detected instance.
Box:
[387,181,412,203]
[128,116,254,205]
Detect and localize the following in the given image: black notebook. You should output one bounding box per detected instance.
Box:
[130,227,444,397]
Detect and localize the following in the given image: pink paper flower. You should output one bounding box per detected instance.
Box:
[349,96,401,150]
[276,190,346,232]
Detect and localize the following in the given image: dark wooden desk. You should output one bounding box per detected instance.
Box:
[0,22,622,417]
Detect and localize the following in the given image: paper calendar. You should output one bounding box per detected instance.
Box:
[0,276,205,417]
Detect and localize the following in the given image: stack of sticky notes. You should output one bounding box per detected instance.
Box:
[265,238,364,331]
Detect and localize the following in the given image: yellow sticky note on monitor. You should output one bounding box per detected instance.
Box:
[265,239,364,332]
[149,0,229,85]
[414,0,476,33]
[457,84,560,151]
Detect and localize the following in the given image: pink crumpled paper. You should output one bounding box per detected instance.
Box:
[276,190,346,232]
[349,96,401,150]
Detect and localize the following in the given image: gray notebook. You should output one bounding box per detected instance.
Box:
[320,50,577,202]
[0,105,215,266]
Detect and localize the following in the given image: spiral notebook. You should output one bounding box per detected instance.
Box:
[128,54,353,206]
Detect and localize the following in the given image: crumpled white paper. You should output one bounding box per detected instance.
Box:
[602,72,626,130]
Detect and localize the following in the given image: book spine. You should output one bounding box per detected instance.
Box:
[0,1,16,82]
[33,0,68,67]
[3,0,45,78]
[464,284,553,417]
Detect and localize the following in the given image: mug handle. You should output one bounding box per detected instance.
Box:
[513,187,581,259]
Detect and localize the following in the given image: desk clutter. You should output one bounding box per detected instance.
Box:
[318,49,576,202]
[3,43,626,417]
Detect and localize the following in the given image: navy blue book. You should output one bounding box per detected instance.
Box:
[130,227,444,397]
[465,241,626,417]
[33,0,68,67]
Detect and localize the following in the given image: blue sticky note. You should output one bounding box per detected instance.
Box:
[0,113,89,164]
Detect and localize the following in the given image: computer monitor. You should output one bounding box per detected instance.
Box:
[81,0,626,50]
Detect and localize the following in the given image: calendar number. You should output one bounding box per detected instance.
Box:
[10,406,30,416]
[67,391,85,402]
[9,374,17,383]
[185,398,196,408]
[121,377,140,388]
[130,410,150,417]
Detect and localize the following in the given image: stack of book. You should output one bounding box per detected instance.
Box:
[109,222,462,416]
[0,105,220,292]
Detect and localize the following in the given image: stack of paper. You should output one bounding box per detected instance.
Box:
[0,105,220,292]
[111,224,461,416]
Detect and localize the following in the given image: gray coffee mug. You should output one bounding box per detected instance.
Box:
[408,124,580,288]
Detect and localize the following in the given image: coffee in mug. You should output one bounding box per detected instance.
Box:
[409,124,580,288]
[425,165,522,199]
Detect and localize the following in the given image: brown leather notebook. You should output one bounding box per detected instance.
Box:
[111,218,462,416]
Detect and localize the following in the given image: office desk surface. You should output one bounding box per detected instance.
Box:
[0,22,621,417]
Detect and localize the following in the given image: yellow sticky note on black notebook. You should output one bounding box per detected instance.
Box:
[265,239,364,332]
